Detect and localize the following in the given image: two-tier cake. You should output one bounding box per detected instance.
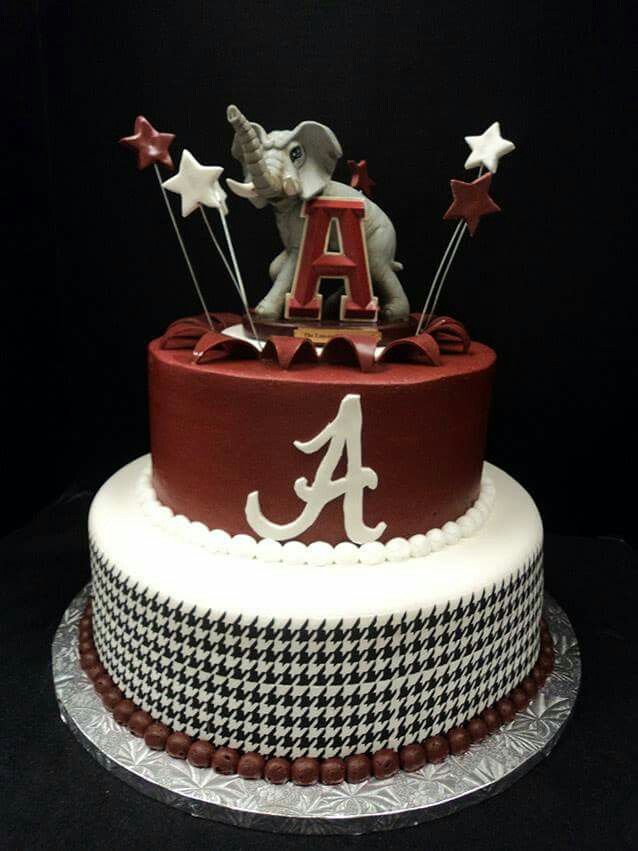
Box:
[75,107,553,787]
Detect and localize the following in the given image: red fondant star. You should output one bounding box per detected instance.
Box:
[119,115,175,171]
[348,159,375,198]
[443,172,501,236]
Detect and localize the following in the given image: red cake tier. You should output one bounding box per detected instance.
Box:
[148,339,496,545]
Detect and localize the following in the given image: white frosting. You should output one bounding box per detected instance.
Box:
[227,533,257,559]
[136,460,496,567]
[91,456,542,623]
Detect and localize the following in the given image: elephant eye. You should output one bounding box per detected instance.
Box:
[289,145,305,165]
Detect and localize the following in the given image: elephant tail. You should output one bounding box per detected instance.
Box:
[392,260,404,272]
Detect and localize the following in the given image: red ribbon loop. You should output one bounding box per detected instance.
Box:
[192,331,258,364]
[320,335,378,372]
[161,313,243,349]
[261,336,319,370]
[379,333,441,365]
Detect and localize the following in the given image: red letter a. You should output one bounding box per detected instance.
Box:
[285,198,378,322]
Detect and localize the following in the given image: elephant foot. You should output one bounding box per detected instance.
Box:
[254,297,285,320]
[380,294,410,323]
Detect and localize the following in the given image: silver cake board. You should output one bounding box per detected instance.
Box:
[53,586,580,835]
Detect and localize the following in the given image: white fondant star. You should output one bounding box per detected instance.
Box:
[162,149,228,217]
[464,122,515,173]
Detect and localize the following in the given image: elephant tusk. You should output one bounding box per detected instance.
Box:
[282,176,300,197]
[226,178,259,199]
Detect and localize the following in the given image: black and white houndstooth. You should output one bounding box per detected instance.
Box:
[90,538,543,758]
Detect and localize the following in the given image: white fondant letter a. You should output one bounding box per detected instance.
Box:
[245,394,386,545]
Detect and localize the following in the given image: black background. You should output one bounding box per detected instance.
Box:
[2,2,637,847]
[4,0,636,542]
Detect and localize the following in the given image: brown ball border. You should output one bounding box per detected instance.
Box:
[77,600,555,786]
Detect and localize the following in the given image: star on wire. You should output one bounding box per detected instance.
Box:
[443,172,501,236]
[464,122,515,173]
[119,115,175,171]
[348,159,375,198]
[162,150,228,217]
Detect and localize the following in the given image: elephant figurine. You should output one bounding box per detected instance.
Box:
[226,105,410,323]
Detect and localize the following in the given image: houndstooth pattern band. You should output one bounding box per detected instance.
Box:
[90,539,543,759]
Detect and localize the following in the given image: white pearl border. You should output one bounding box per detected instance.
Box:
[136,465,495,566]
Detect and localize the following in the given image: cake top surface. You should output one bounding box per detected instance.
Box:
[150,336,496,387]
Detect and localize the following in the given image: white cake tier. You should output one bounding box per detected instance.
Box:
[89,456,543,758]
[90,456,541,622]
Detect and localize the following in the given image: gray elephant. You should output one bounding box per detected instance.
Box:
[226,105,410,323]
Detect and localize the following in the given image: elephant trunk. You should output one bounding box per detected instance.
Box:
[227,104,283,198]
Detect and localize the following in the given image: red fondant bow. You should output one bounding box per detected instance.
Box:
[416,315,471,354]
[160,314,471,371]
[192,331,258,364]
[261,336,319,370]
[160,313,243,349]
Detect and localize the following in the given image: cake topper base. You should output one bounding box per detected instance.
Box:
[242,313,415,345]
[53,588,579,835]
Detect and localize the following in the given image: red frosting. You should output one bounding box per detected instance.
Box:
[148,339,495,545]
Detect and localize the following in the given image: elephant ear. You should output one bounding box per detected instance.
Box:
[230,121,269,209]
[291,121,342,200]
